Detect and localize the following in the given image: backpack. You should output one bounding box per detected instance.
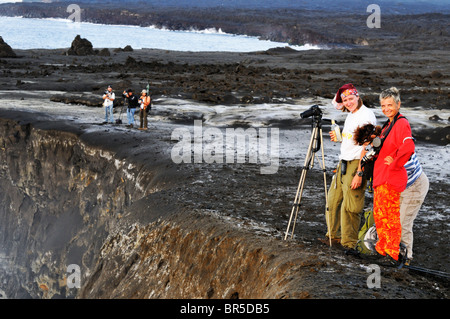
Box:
[145,83,152,111]
[356,210,378,255]
[145,95,152,111]
[363,161,375,193]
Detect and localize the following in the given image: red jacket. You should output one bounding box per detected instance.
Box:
[373,115,415,193]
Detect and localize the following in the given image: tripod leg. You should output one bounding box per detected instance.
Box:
[318,128,332,247]
[288,167,308,239]
[284,126,318,240]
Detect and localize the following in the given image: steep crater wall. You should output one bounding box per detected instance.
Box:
[0,115,161,298]
[0,113,316,299]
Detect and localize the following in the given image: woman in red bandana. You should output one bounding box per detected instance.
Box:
[323,83,377,253]
[373,87,415,262]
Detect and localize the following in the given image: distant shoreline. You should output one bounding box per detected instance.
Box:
[0,15,323,51]
[0,1,447,49]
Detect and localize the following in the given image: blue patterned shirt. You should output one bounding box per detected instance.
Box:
[404,152,423,189]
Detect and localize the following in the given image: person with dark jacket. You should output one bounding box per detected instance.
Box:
[122,89,139,128]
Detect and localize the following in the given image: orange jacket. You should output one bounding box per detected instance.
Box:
[140,95,151,110]
[373,115,415,193]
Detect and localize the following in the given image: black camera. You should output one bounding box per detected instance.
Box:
[300,105,322,119]
[361,137,382,165]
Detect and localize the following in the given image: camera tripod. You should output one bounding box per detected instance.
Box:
[284,111,332,246]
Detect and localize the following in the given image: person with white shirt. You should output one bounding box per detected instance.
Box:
[319,83,377,253]
[103,85,115,124]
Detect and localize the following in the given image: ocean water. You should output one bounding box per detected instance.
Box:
[0,16,320,52]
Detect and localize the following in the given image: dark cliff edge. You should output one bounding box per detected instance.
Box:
[0,110,447,299]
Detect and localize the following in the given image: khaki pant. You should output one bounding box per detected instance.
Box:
[139,109,148,128]
[400,172,429,259]
[326,159,367,249]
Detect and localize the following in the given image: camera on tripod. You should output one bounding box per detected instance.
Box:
[285,104,331,241]
[300,105,322,119]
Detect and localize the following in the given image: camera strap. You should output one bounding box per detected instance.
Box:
[362,113,406,172]
[380,113,406,144]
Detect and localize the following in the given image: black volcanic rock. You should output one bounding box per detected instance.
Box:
[0,36,16,58]
[97,48,111,56]
[67,35,95,56]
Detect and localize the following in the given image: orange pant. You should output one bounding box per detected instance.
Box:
[373,184,401,260]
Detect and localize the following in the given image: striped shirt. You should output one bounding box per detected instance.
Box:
[404,153,423,189]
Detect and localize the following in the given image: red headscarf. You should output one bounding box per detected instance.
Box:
[335,83,359,103]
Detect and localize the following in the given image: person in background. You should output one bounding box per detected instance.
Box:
[139,89,151,130]
[372,87,415,263]
[103,85,115,124]
[122,89,139,128]
[320,83,377,254]
[400,152,429,265]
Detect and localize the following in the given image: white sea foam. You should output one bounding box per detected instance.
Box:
[0,16,322,52]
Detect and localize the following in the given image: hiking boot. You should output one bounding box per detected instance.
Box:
[397,253,407,269]
[317,237,341,247]
[345,248,361,258]
[404,258,412,267]
[397,243,408,269]
[378,254,402,268]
